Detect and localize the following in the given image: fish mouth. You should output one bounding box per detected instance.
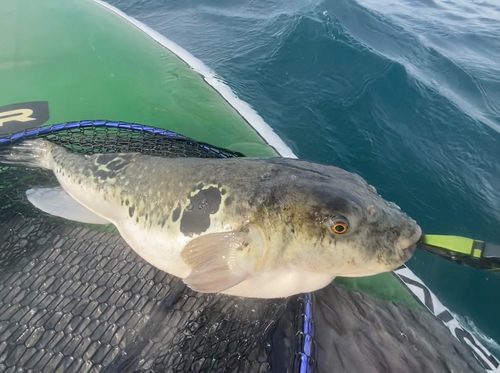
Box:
[397,225,422,262]
[399,244,416,262]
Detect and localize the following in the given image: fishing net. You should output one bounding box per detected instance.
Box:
[0,121,491,373]
[0,121,311,373]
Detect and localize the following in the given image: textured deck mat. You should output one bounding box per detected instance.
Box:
[313,284,487,373]
[0,212,300,373]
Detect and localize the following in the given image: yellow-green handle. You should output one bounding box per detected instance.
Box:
[419,235,500,271]
[421,235,483,258]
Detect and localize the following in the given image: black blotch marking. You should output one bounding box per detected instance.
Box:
[107,159,128,171]
[129,206,135,218]
[180,187,221,237]
[136,217,139,223]
[93,169,110,181]
[172,205,181,222]
[160,216,168,228]
[95,153,134,166]
[224,195,234,207]
[145,214,148,221]
[91,154,136,181]
[221,189,226,195]
[121,200,124,206]
[125,199,129,206]
[78,179,82,185]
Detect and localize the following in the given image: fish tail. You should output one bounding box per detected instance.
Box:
[0,139,54,169]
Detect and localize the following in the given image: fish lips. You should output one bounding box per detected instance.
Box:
[398,226,422,262]
[399,244,416,262]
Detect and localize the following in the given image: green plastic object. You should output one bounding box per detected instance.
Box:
[419,235,500,271]
[422,235,480,257]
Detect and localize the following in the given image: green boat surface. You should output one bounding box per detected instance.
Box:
[1,0,291,158]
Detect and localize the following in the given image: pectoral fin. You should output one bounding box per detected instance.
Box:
[26,187,110,225]
[181,225,266,293]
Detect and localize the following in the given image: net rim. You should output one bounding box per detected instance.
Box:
[0,120,246,159]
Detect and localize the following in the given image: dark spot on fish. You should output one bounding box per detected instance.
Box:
[145,214,148,221]
[91,154,135,181]
[136,217,139,223]
[93,169,111,181]
[129,206,135,218]
[78,179,82,185]
[121,200,124,206]
[180,186,221,237]
[172,205,181,222]
[95,155,107,165]
[96,153,135,166]
[221,189,226,195]
[224,195,233,207]
[125,199,129,206]
[107,158,128,171]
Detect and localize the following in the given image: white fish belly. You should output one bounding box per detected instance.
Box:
[115,221,192,278]
[221,271,335,299]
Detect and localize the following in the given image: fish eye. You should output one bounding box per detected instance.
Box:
[329,217,349,235]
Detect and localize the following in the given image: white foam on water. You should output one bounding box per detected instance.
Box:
[454,312,500,359]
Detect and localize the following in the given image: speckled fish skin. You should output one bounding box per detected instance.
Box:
[5,140,422,299]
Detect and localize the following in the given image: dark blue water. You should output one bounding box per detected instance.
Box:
[110,0,500,353]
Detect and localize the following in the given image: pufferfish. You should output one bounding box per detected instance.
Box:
[1,139,421,299]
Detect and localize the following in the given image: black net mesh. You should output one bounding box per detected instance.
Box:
[0,121,309,373]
